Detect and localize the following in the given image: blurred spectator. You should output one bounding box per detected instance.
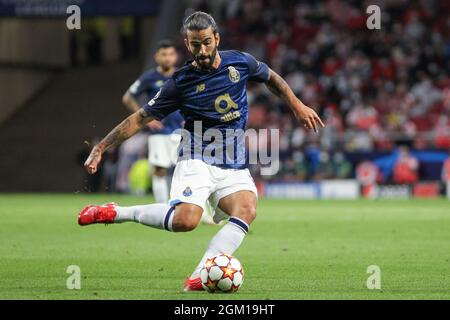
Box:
[442,150,450,183]
[119,17,137,61]
[128,158,151,196]
[356,161,382,186]
[433,115,450,149]
[313,150,334,180]
[277,150,309,181]
[85,18,106,65]
[116,133,148,193]
[393,146,419,184]
[103,149,119,193]
[332,152,352,179]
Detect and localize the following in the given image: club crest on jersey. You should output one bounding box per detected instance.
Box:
[228,66,240,83]
[155,80,165,87]
[183,187,192,197]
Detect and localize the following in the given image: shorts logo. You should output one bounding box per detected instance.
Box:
[183,187,192,197]
[228,66,240,83]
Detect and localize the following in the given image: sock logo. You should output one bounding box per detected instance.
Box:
[183,186,192,197]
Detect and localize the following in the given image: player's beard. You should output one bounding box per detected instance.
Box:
[194,46,217,72]
[160,63,172,72]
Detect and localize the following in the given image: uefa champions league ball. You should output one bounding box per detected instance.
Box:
[200,253,244,293]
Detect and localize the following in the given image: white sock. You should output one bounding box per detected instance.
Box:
[152,175,169,203]
[114,204,174,231]
[190,217,249,278]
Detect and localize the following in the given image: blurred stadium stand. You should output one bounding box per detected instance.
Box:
[185,0,450,194]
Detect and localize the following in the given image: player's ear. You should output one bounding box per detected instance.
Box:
[215,32,220,47]
[184,38,189,51]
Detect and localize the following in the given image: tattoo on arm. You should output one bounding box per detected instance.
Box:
[265,69,297,104]
[98,118,132,151]
[96,108,153,152]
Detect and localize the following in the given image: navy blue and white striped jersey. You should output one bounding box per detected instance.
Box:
[143,50,270,169]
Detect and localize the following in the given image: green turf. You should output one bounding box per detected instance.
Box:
[0,194,449,299]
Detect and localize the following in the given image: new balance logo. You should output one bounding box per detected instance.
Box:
[196,83,205,93]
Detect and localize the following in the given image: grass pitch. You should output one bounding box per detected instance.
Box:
[0,194,449,300]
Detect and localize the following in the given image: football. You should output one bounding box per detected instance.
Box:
[200,253,244,293]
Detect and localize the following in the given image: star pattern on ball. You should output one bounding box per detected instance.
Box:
[204,278,217,292]
[204,258,215,272]
[220,264,237,280]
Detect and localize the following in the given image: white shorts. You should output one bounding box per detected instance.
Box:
[148,134,180,168]
[169,159,258,223]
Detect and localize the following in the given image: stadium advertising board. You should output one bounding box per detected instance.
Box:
[264,180,359,199]
[264,182,318,199]
[320,180,360,199]
[374,185,411,199]
[412,182,440,198]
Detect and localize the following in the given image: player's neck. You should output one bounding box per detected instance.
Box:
[157,65,174,77]
[211,52,221,70]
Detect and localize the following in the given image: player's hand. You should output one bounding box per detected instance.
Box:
[147,120,164,131]
[84,145,102,174]
[294,105,325,133]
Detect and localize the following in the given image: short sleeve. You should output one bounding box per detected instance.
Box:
[242,52,270,83]
[142,78,180,120]
[128,73,149,98]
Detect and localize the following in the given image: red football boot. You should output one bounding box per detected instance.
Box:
[78,202,117,226]
[183,276,204,292]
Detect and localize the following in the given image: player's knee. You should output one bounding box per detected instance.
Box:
[172,205,201,232]
[235,203,257,225]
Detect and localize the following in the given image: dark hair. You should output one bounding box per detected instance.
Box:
[181,11,218,36]
[156,40,176,51]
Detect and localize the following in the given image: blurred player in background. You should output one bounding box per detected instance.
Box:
[79,12,323,291]
[122,40,182,203]
[122,40,214,224]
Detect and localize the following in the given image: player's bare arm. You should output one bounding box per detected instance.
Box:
[84,108,154,174]
[122,90,141,113]
[122,90,164,130]
[265,68,325,132]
